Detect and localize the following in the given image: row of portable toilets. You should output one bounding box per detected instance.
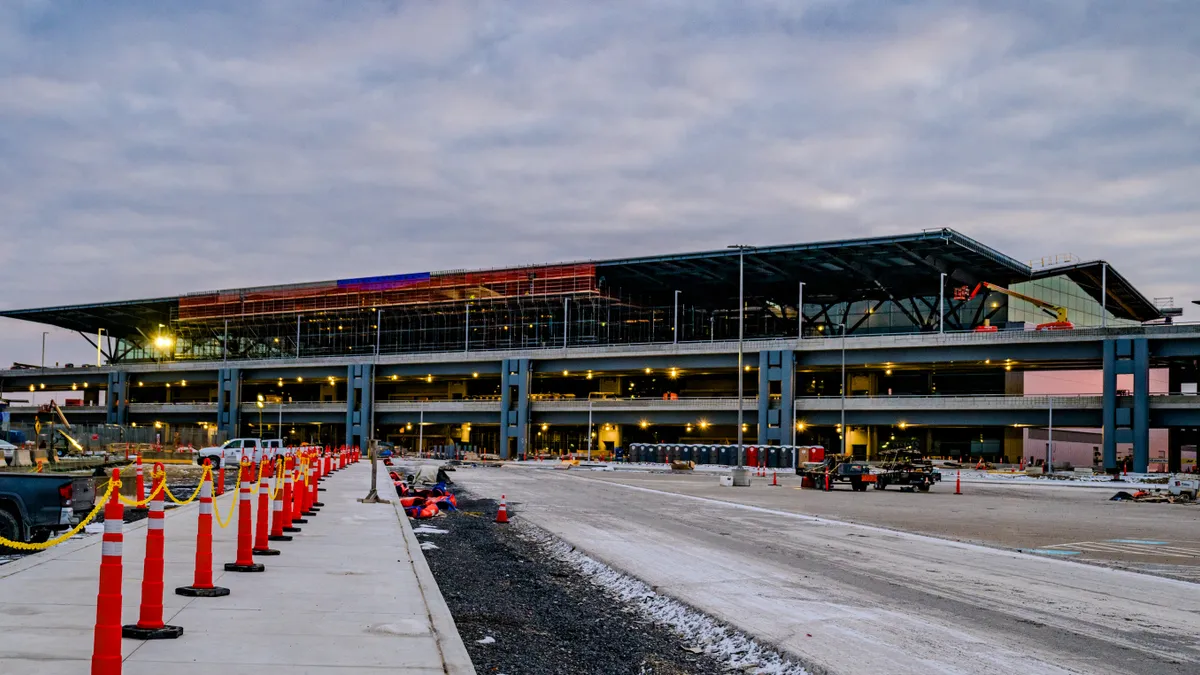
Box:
[625,443,827,469]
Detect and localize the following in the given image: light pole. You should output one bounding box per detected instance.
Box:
[673,290,681,344]
[798,282,805,340]
[840,322,847,456]
[728,244,754,479]
[938,272,946,334]
[41,331,48,369]
[256,394,264,438]
[97,328,106,367]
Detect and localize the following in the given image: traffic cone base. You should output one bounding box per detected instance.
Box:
[175,585,230,598]
[283,525,302,532]
[252,547,281,556]
[122,624,184,640]
[224,561,265,572]
[292,518,308,524]
[312,501,325,507]
[268,534,293,542]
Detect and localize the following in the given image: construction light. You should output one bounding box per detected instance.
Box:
[426,375,433,383]
[39,383,45,390]
[297,377,303,382]
[28,384,34,392]
[885,369,892,376]
[71,383,78,391]
[181,380,187,387]
[669,368,678,379]
[153,334,174,350]
[586,373,593,380]
[166,383,171,388]
[541,423,549,431]
[391,375,398,381]
[699,419,710,430]
[83,382,88,388]
[644,367,652,374]
[472,372,479,378]
[562,370,569,376]
[138,381,144,387]
[899,422,908,430]
[797,422,806,431]
[639,419,649,429]
[153,421,162,429]
[744,365,751,372]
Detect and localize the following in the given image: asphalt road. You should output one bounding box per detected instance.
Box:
[571,469,1200,579]
[456,465,1200,675]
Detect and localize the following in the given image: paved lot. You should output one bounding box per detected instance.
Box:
[0,462,473,675]
[562,468,1200,574]
[461,465,1200,675]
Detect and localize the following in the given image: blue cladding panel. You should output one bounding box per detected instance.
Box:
[336,272,430,290]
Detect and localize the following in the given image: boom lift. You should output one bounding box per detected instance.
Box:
[970,282,1073,331]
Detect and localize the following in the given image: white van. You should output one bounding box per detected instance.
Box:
[196,438,283,469]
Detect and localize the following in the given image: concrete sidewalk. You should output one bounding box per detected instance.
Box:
[0,462,474,675]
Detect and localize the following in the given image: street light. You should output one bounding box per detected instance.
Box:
[839,322,847,455]
[256,394,265,438]
[728,244,754,477]
[41,331,49,369]
[673,290,681,345]
[938,272,946,334]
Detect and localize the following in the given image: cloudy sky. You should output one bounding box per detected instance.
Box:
[2,0,1198,366]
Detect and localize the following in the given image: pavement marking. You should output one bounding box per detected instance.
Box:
[1028,549,1082,556]
[1040,541,1200,559]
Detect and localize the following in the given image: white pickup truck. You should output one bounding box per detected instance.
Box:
[196,438,284,469]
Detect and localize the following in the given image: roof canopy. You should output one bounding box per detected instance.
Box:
[0,228,1159,341]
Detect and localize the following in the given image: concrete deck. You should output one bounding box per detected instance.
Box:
[0,462,474,674]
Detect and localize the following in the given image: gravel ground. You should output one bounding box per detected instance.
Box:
[421,491,730,675]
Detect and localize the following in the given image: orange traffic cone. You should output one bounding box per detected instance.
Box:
[252,460,280,556]
[224,460,265,573]
[495,495,510,524]
[134,454,146,504]
[269,456,293,542]
[176,460,230,597]
[123,464,184,639]
[91,469,124,675]
[955,470,962,495]
[772,471,779,486]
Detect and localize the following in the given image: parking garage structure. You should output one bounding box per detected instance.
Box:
[4,228,1198,474]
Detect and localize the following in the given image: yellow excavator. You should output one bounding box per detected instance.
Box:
[970,282,1073,331]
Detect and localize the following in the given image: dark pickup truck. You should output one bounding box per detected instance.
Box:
[0,472,97,549]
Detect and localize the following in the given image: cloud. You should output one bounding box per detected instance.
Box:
[1,0,1199,365]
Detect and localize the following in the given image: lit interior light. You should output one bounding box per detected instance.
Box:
[297,377,303,382]
[562,370,569,376]
[644,368,652,374]
[181,380,187,386]
[639,419,649,429]
[472,372,479,378]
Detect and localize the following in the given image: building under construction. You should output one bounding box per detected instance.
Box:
[0,230,1158,364]
[4,228,1197,475]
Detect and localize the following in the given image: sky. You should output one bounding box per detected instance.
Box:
[1,0,1198,367]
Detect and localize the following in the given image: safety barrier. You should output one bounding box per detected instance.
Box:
[624,443,803,469]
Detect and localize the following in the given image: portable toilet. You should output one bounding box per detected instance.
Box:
[680,444,693,463]
[767,446,779,469]
[746,445,758,468]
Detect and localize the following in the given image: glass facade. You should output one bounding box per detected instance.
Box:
[1009,276,1136,328]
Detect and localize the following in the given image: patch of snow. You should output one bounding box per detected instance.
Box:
[420,541,439,550]
[412,525,448,535]
[476,635,496,645]
[523,527,809,675]
[84,523,105,534]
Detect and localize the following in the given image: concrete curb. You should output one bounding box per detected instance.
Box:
[377,469,477,675]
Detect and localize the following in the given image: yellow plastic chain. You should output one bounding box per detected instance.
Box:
[272,456,285,501]
[117,469,168,508]
[211,460,250,529]
[163,465,211,506]
[0,479,117,551]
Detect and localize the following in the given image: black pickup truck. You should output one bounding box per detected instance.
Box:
[0,472,97,550]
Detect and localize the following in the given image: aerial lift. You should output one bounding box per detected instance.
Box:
[969,282,1074,331]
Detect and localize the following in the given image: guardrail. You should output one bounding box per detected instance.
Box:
[7,323,1200,377]
[795,394,1104,410]
[374,400,501,412]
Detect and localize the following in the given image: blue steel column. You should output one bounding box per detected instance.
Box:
[499,359,531,460]
[515,359,531,459]
[757,350,795,445]
[1102,341,1116,471]
[499,359,513,459]
[757,351,770,445]
[346,363,373,449]
[217,368,240,438]
[1133,339,1150,473]
[105,371,128,426]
